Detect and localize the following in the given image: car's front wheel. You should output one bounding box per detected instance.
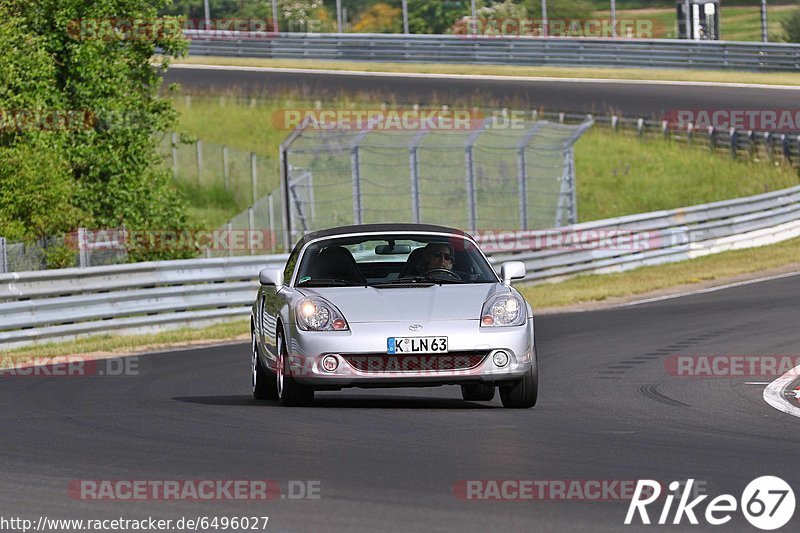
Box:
[499,359,538,409]
[461,383,496,401]
[276,329,314,407]
[252,330,276,400]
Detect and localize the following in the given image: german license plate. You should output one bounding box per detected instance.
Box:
[387,337,448,354]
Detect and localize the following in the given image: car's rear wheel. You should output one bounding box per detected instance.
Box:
[461,383,496,401]
[500,359,538,409]
[276,329,314,407]
[252,330,276,400]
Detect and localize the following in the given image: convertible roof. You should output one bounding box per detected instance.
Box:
[293,224,470,249]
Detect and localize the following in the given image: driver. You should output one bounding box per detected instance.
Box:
[419,242,455,272]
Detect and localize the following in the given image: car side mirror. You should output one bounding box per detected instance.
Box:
[259,267,284,287]
[500,261,526,285]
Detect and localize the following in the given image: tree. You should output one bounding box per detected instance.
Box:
[0,0,192,262]
[406,0,471,34]
[782,2,800,43]
[352,3,401,33]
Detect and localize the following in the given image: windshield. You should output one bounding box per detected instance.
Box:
[293,233,498,287]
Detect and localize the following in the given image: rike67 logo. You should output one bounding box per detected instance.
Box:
[625,477,795,530]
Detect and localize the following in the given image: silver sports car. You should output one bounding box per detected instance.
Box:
[250,224,537,408]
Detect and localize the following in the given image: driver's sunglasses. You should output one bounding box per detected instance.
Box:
[431,251,453,261]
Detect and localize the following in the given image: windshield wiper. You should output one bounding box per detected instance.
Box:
[296,278,353,287]
[372,276,465,286]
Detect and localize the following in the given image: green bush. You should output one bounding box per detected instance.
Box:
[0,0,193,261]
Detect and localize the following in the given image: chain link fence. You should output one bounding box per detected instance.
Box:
[279,113,593,244]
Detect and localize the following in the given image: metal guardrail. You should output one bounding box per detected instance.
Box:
[2,184,799,347]
[184,31,800,72]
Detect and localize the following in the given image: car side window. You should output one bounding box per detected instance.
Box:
[283,246,301,285]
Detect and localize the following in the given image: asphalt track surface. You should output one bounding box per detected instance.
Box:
[1,274,799,532]
[163,66,800,115]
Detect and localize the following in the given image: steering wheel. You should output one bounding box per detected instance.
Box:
[422,268,462,281]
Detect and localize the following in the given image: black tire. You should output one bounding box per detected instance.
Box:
[276,329,314,407]
[252,330,276,400]
[500,360,538,409]
[461,383,496,401]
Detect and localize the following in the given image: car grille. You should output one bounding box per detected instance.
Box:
[341,352,489,373]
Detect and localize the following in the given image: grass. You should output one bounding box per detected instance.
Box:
[170,94,799,227]
[574,128,798,221]
[172,56,800,87]
[0,320,249,363]
[517,236,800,309]
[592,5,796,41]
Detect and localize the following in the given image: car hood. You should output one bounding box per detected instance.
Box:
[301,284,508,323]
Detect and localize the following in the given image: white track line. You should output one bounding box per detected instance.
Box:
[620,270,800,308]
[170,63,800,91]
[763,365,800,418]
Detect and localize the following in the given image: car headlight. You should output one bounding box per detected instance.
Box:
[295,297,349,331]
[480,293,526,327]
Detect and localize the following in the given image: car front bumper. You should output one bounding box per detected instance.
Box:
[285,318,535,388]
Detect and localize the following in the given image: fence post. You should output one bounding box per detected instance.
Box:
[709,126,717,151]
[250,152,258,205]
[408,131,427,224]
[637,118,645,138]
[227,221,233,258]
[0,237,6,273]
[558,112,565,124]
[171,132,178,179]
[196,140,203,184]
[516,147,528,231]
[764,132,773,161]
[268,193,276,253]
[248,206,255,255]
[350,146,363,225]
[611,115,618,132]
[730,128,737,159]
[662,120,669,141]
[223,145,229,191]
[687,122,693,148]
[78,227,89,268]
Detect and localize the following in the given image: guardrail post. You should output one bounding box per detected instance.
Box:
[196,140,203,184]
[709,126,717,151]
[764,132,773,161]
[662,120,669,141]
[637,118,645,138]
[730,128,738,159]
[780,134,790,164]
[558,112,565,124]
[250,152,258,205]
[687,122,694,148]
[0,237,7,273]
[78,227,89,268]
[223,145,229,191]
[611,115,618,132]
[171,132,178,179]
